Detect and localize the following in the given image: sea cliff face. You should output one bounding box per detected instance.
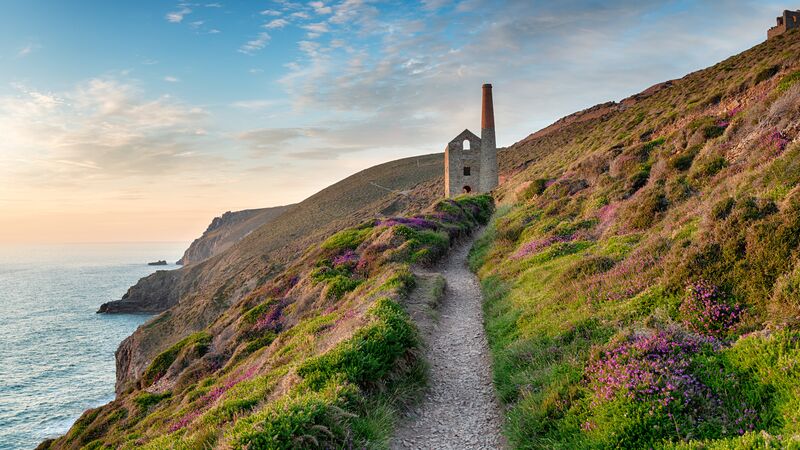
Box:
[176,206,292,266]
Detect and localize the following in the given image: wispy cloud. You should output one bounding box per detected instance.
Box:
[260,9,282,16]
[303,22,329,38]
[0,78,215,185]
[309,1,332,15]
[239,32,271,54]
[17,43,40,58]
[165,6,192,23]
[164,76,181,82]
[264,18,289,29]
[231,99,279,110]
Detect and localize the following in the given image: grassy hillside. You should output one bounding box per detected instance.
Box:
[471,31,800,448]
[42,195,493,449]
[108,153,445,393]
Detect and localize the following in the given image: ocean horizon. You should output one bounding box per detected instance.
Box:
[0,242,186,449]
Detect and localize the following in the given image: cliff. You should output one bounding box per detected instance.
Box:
[176,205,292,266]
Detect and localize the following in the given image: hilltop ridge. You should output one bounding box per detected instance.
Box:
[176,205,293,266]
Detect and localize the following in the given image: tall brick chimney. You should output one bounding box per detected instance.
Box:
[480,83,498,192]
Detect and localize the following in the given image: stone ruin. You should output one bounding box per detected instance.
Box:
[444,84,499,198]
[768,9,800,39]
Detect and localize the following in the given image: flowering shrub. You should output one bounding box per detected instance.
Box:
[583,251,660,302]
[332,249,359,267]
[170,365,260,431]
[377,216,437,230]
[680,281,742,337]
[763,129,790,154]
[587,331,716,409]
[513,234,574,259]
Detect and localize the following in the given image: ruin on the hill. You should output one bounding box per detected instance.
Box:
[768,9,800,39]
[444,84,499,198]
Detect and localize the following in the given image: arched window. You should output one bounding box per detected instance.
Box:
[463,185,472,193]
[463,139,470,150]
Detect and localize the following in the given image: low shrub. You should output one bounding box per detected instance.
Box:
[141,332,212,386]
[560,255,616,282]
[523,179,548,199]
[321,228,373,252]
[133,392,171,411]
[298,297,418,391]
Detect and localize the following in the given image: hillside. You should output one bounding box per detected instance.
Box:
[176,205,293,266]
[41,194,493,449]
[99,153,444,394]
[470,31,800,448]
[43,29,800,450]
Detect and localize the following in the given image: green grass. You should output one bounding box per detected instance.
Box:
[141,332,212,387]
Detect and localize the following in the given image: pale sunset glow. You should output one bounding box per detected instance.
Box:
[0,0,784,243]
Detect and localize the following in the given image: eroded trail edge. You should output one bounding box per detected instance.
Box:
[392,233,505,450]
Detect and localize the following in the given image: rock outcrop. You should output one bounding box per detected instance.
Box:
[176,205,292,266]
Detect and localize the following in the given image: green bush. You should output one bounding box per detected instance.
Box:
[560,255,616,282]
[230,383,360,450]
[696,156,728,178]
[523,179,548,199]
[325,275,363,299]
[776,70,800,93]
[628,190,668,229]
[670,145,701,171]
[321,228,373,251]
[133,392,171,410]
[141,332,212,386]
[754,65,780,84]
[712,197,735,220]
[297,298,418,391]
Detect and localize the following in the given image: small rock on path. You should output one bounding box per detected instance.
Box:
[391,233,506,450]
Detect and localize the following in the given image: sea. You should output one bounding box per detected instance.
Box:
[0,242,186,450]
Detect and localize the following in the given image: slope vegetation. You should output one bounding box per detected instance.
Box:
[102,154,444,393]
[471,31,800,448]
[41,196,493,449]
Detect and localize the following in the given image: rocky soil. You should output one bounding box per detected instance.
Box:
[392,234,506,450]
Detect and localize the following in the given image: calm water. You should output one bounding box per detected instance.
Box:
[0,243,186,449]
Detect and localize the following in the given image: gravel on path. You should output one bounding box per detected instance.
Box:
[391,233,506,450]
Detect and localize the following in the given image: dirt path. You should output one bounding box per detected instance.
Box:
[392,233,506,450]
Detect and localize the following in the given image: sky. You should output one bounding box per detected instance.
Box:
[0,0,787,243]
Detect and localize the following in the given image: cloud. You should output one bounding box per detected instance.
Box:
[260,9,282,16]
[165,6,191,23]
[0,78,217,185]
[17,43,40,58]
[264,18,289,29]
[303,22,329,37]
[236,127,313,155]
[239,32,271,54]
[291,11,310,19]
[309,1,332,14]
[273,0,779,155]
[164,76,181,82]
[231,99,279,109]
[205,3,222,7]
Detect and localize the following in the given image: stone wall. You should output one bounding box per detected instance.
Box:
[480,127,498,192]
[769,10,800,39]
[445,130,483,198]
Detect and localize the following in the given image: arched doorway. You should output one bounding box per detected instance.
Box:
[462,185,472,193]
